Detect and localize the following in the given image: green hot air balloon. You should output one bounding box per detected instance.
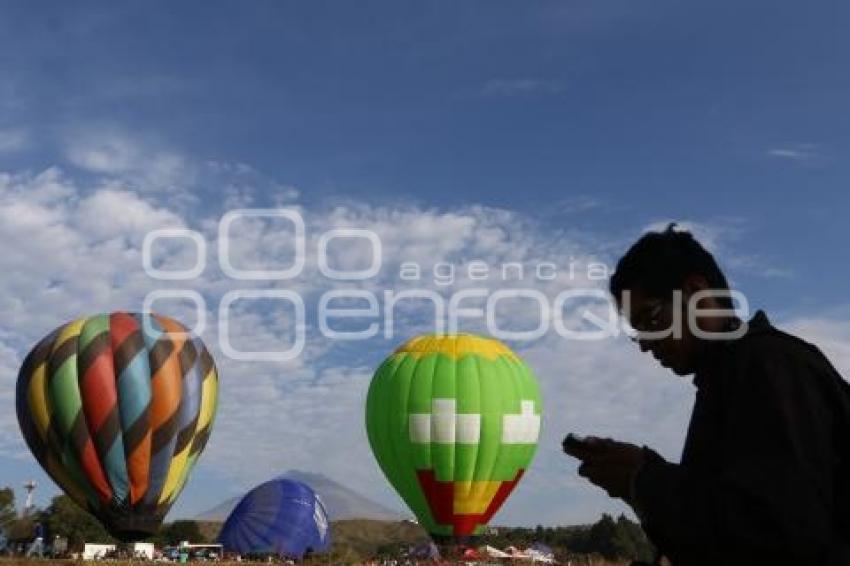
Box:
[366,334,542,540]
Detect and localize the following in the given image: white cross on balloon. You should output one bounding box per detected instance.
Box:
[409,399,540,445]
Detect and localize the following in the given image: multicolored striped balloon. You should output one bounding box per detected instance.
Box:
[366,334,541,540]
[15,313,219,540]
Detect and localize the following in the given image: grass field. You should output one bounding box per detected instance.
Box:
[1,520,634,565]
[193,518,427,559]
[0,556,631,566]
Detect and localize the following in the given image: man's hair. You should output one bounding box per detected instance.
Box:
[609,223,732,308]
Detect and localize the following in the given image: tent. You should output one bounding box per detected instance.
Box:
[527,542,556,563]
[410,541,441,560]
[482,545,511,559]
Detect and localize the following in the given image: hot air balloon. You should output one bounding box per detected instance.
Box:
[217,478,331,558]
[15,312,219,541]
[366,334,542,541]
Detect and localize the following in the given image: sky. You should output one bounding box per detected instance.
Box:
[0,1,849,527]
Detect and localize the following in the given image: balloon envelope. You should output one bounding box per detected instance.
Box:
[366,334,542,540]
[217,478,331,558]
[15,313,219,540]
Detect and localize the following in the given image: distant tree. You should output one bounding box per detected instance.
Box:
[0,487,16,527]
[375,542,407,557]
[39,495,112,550]
[612,514,655,562]
[153,520,205,546]
[5,515,36,541]
[306,546,360,564]
[586,514,619,558]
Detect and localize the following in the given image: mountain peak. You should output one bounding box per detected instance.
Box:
[195,471,405,523]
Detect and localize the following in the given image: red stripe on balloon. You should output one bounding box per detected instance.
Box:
[110,312,151,505]
[416,470,455,525]
[109,312,137,346]
[78,330,117,503]
[416,469,525,537]
[452,514,483,537]
[80,344,117,431]
[80,442,112,503]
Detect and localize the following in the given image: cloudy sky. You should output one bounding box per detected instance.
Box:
[1,1,849,526]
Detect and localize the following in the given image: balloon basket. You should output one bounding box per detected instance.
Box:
[100,510,163,542]
[431,535,481,560]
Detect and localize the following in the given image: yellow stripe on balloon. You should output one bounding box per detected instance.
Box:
[395,334,519,362]
[27,353,90,510]
[197,367,218,433]
[158,449,189,504]
[28,361,51,441]
[162,366,218,505]
[165,452,198,506]
[55,318,87,350]
[453,480,502,515]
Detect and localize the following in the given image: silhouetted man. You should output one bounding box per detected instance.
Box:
[563,225,850,565]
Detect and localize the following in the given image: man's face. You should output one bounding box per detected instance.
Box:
[625,288,701,376]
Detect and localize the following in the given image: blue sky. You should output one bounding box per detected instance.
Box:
[1,0,848,309]
[1,1,849,526]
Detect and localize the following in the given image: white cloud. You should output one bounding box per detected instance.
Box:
[204,363,377,494]
[160,201,686,522]
[203,160,300,210]
[1,153,846,527]
[640,217,792,281]
[0,166,636,522]
[482,78,566,97]
[0,339,23,454]
[725,254,794,279]
[74,188,185,241]
[555,195,605,214]
[0,168,191,343]
[766,143,820,162]
[641,218,738,253]
[783,317,850,376]
[0,128,31,152]
[65,129,193,192]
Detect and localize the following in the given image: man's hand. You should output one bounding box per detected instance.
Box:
[562,436,645,503]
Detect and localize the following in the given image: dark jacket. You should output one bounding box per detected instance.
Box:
[634,311,850,565]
